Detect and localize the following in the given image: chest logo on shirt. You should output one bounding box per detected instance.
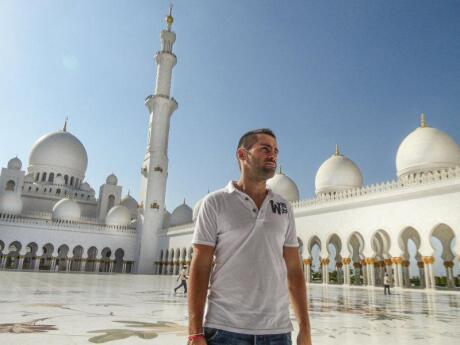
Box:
[269,200,288,215]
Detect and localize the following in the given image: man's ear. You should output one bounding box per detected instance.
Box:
[237,148,246,161]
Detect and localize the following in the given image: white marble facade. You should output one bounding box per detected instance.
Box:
[1,10,460,293]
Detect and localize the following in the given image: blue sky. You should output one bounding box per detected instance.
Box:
[0,0,459,213]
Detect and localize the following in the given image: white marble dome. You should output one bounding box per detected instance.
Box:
[193,197,204,221]
[121,194,138,210]
[0,192,23,215]
[267,171,300,202]
[396,120,460,178]
[24,173,34,183]
[28,130,88,176]
[106,173,118,185]
[52,198,81,221]
[163,210,171,228]
[315,147,363,195]
[106,205,131,227]
[170,201,193,226]
[7,157,22,170]
[80,182,91,191]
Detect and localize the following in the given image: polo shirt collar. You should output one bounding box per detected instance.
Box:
[226,181,273,196]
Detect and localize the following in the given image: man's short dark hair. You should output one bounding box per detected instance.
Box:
[237,128,276,150]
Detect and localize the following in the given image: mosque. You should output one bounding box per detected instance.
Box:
[0,10,459,291]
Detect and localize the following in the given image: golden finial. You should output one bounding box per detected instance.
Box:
[63,117,68,132]
[335,144,340,156]
[166,4,174,28]
[420,113,426,128]
[183,198,186,204]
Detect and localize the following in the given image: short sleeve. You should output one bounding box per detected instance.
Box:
[192,196,218,247]
[283,203,298,247]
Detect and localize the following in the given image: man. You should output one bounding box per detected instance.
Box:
[383,273,391,295]
[174,266,188,294]
[188,129,312,345]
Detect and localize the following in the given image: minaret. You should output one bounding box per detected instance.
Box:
[136,6,178,274]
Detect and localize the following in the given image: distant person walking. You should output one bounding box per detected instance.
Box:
[383,273,391,295]
[174,266,188,294]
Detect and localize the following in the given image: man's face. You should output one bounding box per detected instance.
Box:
[240,134,278,180]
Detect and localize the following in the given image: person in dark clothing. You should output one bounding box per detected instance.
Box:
[174,266,188,293]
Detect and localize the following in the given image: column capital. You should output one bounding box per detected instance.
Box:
[443,261,454,268]
[320,258,330,265]
[342,258,352,265]
[303,258,312,265]
[384,259,392,266]
[402,260,410,267]
[391,256,403,264]
[421,256,435,264]
[364,258,375,265]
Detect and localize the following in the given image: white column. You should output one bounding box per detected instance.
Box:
[444,262,455,288]
[362,262,368,286]
[368,259,376,286]
[94,259,101,273]
[109,261,114,273]
[66,259,72,272]
[80,259,87,272]
[0,256,6,269]
[34,257,41,271]
[17,256,24,270]
[122,262,127,273]
[303,259,312,283]
[50,258,57,271]
[391,257,402,288]
[422,256,435,289]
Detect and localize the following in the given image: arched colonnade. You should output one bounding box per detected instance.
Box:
[301,223,459,290]
[0,241,133,274]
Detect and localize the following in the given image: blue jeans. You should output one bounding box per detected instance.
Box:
[204,327,292,345]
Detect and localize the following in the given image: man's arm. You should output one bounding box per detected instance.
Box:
[283,247,312,345]
[188,244,215,342]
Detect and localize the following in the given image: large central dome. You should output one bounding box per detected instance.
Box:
[28,130,88,177]
[396,115,460,178]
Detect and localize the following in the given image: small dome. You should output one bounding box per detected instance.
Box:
[0,192,23,215]
[267,170,300,202]
[170,201,193,226]
[163,210,171,228]
[192,197,205,221]
[7,157,22,170]
[315,147,363,195]
[106,173,118,185]
[106,205,131,227]
[121,194,138,219]
[54,175,65,185]
[396,118,460,177]
[52,198,81,221]
[24,173,34,183]
[28,130,88,177]
[80,182,91,191]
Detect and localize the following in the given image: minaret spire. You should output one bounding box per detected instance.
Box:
[420,113,426,128]
[136,8,179,274]
[166,4,174,31]
[63,117,68,132]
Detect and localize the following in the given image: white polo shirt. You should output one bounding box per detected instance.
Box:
[192,181,298,335]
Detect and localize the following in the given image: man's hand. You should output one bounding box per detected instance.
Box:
[297,328,312,345]
[283,247,312,345]
[188,336,207,345]
[188,244,214,344]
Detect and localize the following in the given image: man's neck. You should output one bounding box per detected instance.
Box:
[235,175,268,208]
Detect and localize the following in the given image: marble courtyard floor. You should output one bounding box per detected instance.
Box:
[0,271,459,345]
